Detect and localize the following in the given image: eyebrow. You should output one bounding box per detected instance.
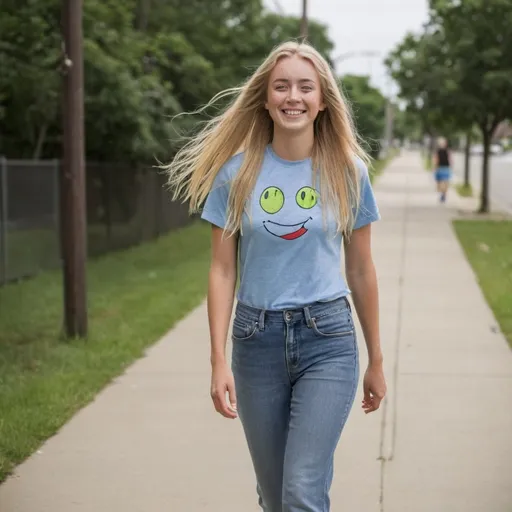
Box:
[272,78,316,84]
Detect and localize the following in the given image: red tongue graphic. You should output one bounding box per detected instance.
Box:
[280,227,307,240]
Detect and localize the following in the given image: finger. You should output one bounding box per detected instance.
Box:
[364,395,384,414]
[227,382,238,414]
[373,395,383,410]
[212,389,237,419]
[363,383,372,403]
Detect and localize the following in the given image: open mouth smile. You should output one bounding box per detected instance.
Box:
[281,109,307,117]
[263,218,312,240]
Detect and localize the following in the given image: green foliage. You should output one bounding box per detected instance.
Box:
[428,0,512,131]
[455,183,473,197]
[340,75,386,158]
[386,0,512,212]
[393,108,422,143]
[0,0,343,163]
[0,0,62,158]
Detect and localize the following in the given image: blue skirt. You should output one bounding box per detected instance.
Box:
[435,166,451,182]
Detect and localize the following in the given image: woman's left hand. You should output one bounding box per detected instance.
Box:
[362,363,387,414]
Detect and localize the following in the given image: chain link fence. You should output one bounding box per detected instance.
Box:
[0,158,190,285]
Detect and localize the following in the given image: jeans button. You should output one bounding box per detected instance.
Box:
[285,311,292,321]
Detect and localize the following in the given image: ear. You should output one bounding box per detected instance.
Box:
[264,101,269,110]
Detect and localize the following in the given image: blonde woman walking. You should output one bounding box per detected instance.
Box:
[165,41,386,512]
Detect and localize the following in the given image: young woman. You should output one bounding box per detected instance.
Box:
[165,41,386,512]
[433,136,452,203]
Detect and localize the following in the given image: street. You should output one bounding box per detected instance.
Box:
[452,151,512,214]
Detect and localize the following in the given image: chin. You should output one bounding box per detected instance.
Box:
[277,122,312,134]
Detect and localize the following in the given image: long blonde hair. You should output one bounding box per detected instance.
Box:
[164,40,370,237]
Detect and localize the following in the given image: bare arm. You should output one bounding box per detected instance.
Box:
[207,225,239,419]
[208,225,238,365]
[344,224,386,413]
[344,224,382,365]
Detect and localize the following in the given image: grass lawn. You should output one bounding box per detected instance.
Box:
[0,220,212,482]
[453,220,512,348]
[455,183,473,197]
[370,149,398,183]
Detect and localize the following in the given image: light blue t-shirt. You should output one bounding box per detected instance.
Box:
[201,145,380,310]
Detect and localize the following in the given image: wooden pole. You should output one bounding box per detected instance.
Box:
[300,0,308,39]
[61,0,88,337]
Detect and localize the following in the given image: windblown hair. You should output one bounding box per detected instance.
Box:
[163,40,370,237]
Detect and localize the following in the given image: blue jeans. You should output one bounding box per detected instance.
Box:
[231,296,359,512]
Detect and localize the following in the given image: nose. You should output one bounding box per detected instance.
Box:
[287,85,300,103]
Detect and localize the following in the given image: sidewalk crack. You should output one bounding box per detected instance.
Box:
[379,169,410,511]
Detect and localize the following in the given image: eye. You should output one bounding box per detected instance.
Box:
[296,187,318,209]
[260,186,285,214]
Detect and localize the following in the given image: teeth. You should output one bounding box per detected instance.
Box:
[283,110,304,116]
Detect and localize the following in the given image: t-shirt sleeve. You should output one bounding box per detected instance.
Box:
[200,163,233,229]
[353,158,381,230]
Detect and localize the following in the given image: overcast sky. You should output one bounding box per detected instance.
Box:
[263,0,429,95]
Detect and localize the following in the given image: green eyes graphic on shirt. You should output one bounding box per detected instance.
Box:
[296,187,318,209]
[260,186,318,214]
[260,186,285,214]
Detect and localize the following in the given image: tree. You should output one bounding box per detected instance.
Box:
[0,0,336,163]
[340,75,386,159]
[386,30,474,165]
[387,0,512,212]
[428,0,512,212]
[0,0,62,158]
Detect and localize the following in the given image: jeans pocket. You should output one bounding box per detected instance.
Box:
[311,310,354,338]
[232,317,258,341]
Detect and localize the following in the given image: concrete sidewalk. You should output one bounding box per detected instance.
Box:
[1,152,512,512]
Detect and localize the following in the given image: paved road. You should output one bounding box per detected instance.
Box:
[452,151,512,213]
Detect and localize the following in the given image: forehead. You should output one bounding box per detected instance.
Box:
[269,55,319,82]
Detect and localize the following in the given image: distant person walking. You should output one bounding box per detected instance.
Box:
[433,137,452,203]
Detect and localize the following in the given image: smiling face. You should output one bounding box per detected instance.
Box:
[265,55,325,135]
[260,186,319,240]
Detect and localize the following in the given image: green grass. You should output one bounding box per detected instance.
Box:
[453,220,512,348]
[370,149,398,183]
[455,183,473,197]
[0,220,212,482]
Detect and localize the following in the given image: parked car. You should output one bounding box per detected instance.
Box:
[470,143,504,155]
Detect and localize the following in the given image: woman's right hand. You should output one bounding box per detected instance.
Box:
[210,361,238,419]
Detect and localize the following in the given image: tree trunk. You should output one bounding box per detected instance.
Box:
[478,128,491,213]
[464,131,471,187]
[427,133,436,169]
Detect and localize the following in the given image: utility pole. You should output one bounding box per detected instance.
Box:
[383,73,395,157]
[384,100,394,156]
[300,0,308,39]
[61,0,88,338]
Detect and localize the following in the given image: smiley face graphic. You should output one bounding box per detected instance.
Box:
[260,186,318,240]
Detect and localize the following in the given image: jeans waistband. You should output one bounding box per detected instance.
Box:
[235,296,351,330]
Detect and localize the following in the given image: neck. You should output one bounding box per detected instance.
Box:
[271,129,314,161]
